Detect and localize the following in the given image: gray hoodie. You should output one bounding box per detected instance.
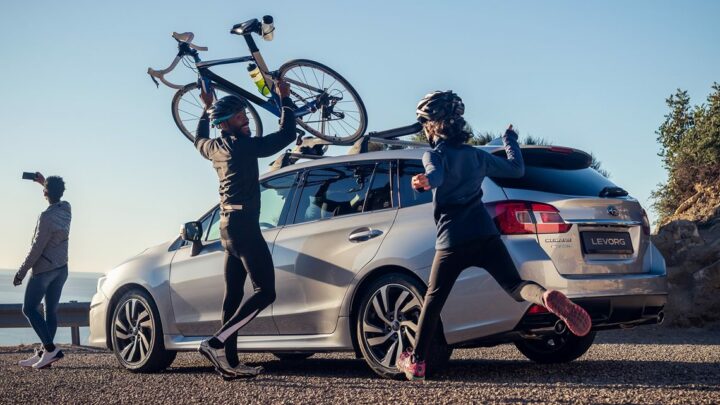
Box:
[18,201,71,278]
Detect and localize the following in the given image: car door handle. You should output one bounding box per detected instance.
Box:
[348,228,383,242]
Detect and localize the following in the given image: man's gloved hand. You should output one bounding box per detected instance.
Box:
[275,79,290,99]
[504,124,518,139]
[13,272,23,287]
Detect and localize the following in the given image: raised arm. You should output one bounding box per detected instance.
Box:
[482,125,525,178]
[242,99,297,158]
[193,88,216,160]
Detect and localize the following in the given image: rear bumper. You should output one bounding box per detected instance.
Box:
[453,294,666,348]
[518,294,667,331]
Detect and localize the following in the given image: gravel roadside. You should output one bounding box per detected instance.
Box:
[1,326,718,404]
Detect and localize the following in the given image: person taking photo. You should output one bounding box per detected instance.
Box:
[14,173,71,369]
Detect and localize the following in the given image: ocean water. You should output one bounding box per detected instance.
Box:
[0,270,102,346]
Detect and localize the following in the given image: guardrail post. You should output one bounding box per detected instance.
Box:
[69,300,80,346]
[71,326,80,346]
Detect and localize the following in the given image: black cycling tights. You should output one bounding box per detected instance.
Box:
[213,211,276,367]
[413,234,545,362]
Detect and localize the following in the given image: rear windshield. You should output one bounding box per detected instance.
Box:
[491,166,617,197]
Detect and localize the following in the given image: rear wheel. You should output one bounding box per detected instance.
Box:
[514,331,596,364]
[356,273,452,379]
[110,289,176,372]
[171,82,263,142]
[279,59,367,145]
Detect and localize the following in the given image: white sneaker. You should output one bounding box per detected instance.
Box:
[32,348,64,369]
[18,348,43,368]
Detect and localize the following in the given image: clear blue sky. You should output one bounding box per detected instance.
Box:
[1,1,718,272]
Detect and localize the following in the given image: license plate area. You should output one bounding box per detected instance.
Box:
[581,231,633,254]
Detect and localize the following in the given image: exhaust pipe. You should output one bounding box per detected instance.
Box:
[657,311,665,325]
[554,320,567,335]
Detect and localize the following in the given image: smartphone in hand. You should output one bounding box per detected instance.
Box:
[22,172,37,181]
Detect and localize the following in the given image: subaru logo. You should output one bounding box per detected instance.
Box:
[607,206,620,217]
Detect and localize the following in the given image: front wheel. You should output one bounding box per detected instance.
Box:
[171,82,264,143]
[110,289,176,372]
[514,331,596,364]
[279,59,367,145]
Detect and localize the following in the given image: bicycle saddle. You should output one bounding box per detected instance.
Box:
[231,19,260,35]
[172,32,194,43]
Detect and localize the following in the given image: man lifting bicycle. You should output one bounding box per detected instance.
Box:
[195,80,297,379]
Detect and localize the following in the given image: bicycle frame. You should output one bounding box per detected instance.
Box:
[184,34,319,119]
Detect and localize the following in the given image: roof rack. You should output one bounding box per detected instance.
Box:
[269,122,427,170]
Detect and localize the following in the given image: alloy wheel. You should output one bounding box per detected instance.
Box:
[114,298,154,366]
[361,283,422,369]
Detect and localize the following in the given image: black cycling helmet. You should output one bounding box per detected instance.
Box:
[416,91,465,123]
[208,95,248,125]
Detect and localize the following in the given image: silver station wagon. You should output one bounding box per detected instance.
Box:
[88,142,667,378]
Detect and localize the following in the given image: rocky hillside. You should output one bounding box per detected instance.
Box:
[651,184,720,327]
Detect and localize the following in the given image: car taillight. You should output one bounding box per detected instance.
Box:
[488,201,572,235]
[641,208,651,235]
[527,304,549,314]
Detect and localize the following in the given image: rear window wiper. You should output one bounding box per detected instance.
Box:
[599,186,628,198]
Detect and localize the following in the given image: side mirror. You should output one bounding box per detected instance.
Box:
[181,221,204,257]
[181,221,203,242]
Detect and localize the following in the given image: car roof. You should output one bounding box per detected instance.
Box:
[261,144,512,179]
[260,143,588,179]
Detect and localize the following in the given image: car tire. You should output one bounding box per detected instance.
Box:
[110,289,176,372]
[514,331,596,364]
[356,273,452,379]
[272,352,314,362]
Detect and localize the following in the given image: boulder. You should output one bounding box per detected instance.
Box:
[652,220,705,266]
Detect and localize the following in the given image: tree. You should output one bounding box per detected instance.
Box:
[652,83,720,222]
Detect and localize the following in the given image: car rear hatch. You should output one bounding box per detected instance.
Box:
[487,146,652,276]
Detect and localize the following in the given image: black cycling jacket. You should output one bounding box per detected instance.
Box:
[195,99,297,214]
[422,129,525,250]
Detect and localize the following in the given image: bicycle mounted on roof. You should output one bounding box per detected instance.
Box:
[148,16,368,145]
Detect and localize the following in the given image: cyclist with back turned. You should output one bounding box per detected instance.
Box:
[396,91,592,381]
[195,80,297,379]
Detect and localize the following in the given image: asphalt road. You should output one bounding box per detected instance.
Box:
[2,326,718,404]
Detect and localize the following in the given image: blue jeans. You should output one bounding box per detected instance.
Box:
[22,265,68,347]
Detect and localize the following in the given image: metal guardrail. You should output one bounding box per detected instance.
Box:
[0,301,90,345]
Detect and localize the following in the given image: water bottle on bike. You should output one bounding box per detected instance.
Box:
[247,64,270,96]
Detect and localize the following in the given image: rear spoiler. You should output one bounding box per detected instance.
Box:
[490,145,592,170]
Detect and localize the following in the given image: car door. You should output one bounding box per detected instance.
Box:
[169,172,298,336]
[273,161,397,334]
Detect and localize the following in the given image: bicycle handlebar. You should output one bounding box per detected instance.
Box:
[171,32,208,51]
[147,31,208,89]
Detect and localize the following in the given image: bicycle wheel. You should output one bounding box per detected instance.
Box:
[279,59,367,145]
[171,82,263,143]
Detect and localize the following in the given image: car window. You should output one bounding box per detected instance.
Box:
[259,172,298,229]
[206,208,221,240]
[398,160,433,208]
[364,161,393,211]
[294,163,375,224]
[491,166,617,197]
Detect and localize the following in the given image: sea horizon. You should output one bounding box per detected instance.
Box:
[0,269,103,346]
